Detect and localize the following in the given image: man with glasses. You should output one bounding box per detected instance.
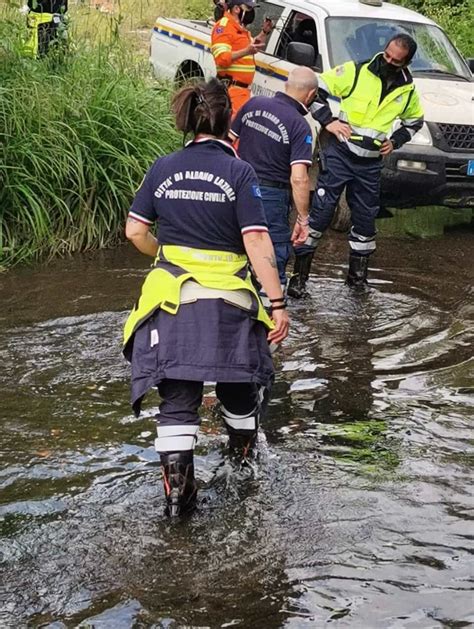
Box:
[288,33,424,294]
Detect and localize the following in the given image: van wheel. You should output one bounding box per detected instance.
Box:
[175,61,204,87]
[330,189,351,232]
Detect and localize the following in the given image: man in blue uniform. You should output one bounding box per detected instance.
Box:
[230,66,317,303]
[289,33,424,294]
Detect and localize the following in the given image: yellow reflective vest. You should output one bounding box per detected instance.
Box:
[319,56,424,157]
[123,245,274,354]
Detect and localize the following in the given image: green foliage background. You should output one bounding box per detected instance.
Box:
[0,0,472,268]
[392,0,473,56]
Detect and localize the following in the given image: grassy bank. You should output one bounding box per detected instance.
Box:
[0,0,471,268]
[0,4,186,268]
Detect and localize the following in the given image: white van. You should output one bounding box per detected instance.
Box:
[150,0,474,210]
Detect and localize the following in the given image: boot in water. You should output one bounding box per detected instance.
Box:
[287,251,314,298]
[227,427,258,465]
[346,253,369,291]
[161,451,197,517]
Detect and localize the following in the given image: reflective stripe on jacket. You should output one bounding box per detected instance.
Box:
[313,55,424,158]
[23,11,56,57]
[123,244,274,353]
[211,12,255,86]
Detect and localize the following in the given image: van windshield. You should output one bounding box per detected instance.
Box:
[326,18,471,80]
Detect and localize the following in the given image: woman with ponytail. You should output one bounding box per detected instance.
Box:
[123,78,289,517]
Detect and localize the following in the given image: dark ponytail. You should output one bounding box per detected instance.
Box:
[172,78,232,139]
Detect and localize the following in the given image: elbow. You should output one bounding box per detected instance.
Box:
[243,230,271,252]
[216,54,232,68]
[125,224,135,241]
[125,224,143,243]
[290,174,310,189]
[244,231,267,245]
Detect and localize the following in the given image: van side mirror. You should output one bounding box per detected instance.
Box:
[467,58,474,73]
[287,42,315,67]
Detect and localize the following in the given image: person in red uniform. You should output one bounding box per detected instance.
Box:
[211,0,273,117]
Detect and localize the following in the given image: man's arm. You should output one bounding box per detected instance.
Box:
[290,163,311,246]
[309,62,357,139]
[253,17,274,46]
[381,89,424,156]
[211,22,263,68]
[390,89,424,149]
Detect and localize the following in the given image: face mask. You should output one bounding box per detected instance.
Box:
[380,55,402,79]
[239,6,255,26]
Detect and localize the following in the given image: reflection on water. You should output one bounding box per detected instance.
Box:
[0,230,473,627]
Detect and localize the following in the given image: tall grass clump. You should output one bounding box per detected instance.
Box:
[0,6,180,268]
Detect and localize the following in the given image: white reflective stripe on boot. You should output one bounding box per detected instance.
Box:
[221,405,258,431]
[155,424,199,453]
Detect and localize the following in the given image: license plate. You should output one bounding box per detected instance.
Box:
[468,160,474,176]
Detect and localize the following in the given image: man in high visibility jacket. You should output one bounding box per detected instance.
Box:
[211,0,273,116]
[288,33,424,294]
[23,0,68,58]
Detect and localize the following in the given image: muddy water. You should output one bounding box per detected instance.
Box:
[0,229,473,628]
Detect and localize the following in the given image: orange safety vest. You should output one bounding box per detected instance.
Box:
[211,11,255,115]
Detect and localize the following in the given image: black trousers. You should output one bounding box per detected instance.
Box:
[296,141,382,257]
[154,379,262,453]
[157,379,260,426]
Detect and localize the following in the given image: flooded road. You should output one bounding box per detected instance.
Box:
[0,229,473,627]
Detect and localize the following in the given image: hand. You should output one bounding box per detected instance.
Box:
[326,120,352,140]
[291,222,309,246]
[248,41,265,54]
[380,139,394,156]
[262,17,274,34]
[267,308,289,344]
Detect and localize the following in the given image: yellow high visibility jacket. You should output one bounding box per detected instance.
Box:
[123,245,274,354]
[318,55,424,157]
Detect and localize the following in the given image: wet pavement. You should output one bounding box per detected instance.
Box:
[0,228,473,627]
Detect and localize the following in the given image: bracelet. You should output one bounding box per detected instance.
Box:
[297,215,309,226]
[271,304,286,311]
[269,297,285,303]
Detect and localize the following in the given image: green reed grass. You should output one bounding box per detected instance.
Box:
[0,4,188,268]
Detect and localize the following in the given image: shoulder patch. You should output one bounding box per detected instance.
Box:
[252,185,262,198]
[220,17,228,26]
[215,26,224,34]
[305,134,312,144]
[335,65,345,76]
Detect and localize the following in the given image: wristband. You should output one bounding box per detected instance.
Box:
[269,297,285,303]
[297,215,309,226]
[271,304,286,311]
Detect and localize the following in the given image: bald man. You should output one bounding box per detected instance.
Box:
[230,67,318,303]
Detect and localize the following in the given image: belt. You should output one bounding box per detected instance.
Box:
[259,179,290,189]
[180,281,253,311]
[218,75,251,89]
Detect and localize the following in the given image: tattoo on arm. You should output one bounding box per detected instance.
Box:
[264,254,277,269]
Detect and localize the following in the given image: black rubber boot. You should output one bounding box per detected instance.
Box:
[346,253,369,291]
[287,252,314,298]
[160,451,197,517]
[227,428,258,464]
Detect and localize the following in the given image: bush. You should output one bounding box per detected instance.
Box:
[392,0,473,57]
[0,7,180,267]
